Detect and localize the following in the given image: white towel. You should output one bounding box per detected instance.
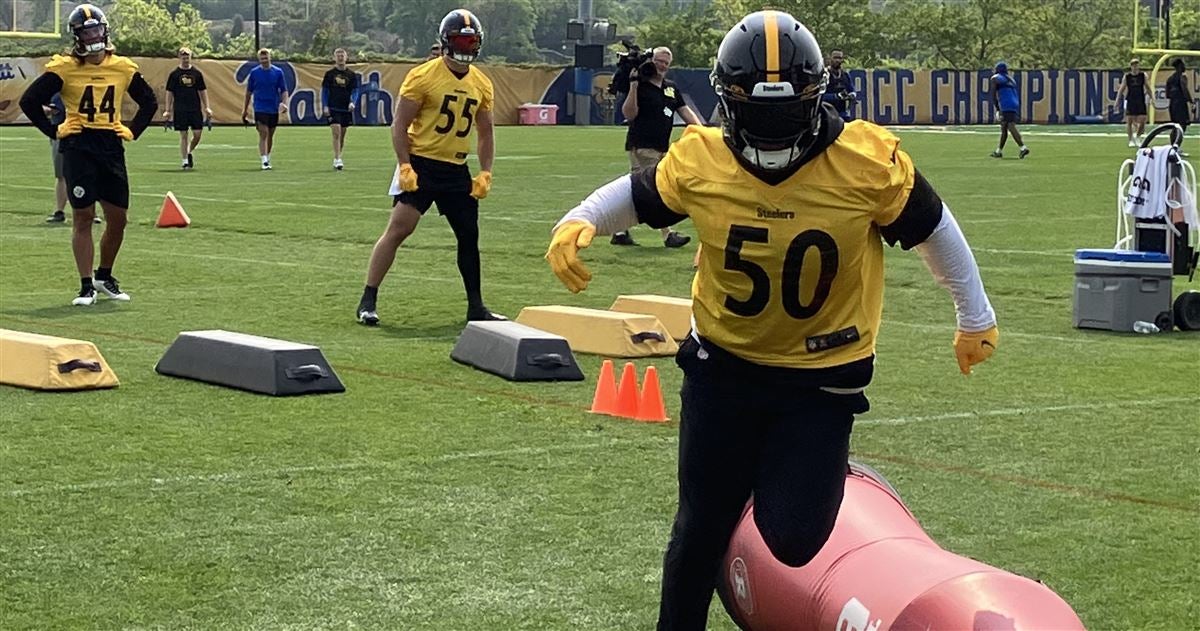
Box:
[1124,146,1172,219]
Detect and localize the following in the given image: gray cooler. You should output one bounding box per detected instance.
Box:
[1073,249,1173,331]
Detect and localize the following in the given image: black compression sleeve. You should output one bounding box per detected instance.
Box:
[126,72,158,139]
[879,169,944,250]
[19,73,65,140]
[630,165,688,229]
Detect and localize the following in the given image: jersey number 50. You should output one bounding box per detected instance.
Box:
[78,85,116,123]
[724,224,839,319]
[433,94,479,137]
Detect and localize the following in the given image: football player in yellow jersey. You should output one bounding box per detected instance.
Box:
[19,4,156,307]
[356,9,503,325]
[546,10,1000,629]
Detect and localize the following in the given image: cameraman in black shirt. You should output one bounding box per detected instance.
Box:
[611,46,702,248]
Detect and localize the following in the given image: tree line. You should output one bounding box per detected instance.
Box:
[2,0,1196,70]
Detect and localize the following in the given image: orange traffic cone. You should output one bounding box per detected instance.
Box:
[613,361,640,418]
[589,359,618,415]
[635,366,669,422]
[156,191,191,228]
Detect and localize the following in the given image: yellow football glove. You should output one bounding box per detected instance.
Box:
[55,118,82,139]
[953,326,999,375]
[470,170,492,199]
[398,163,419,192]
[115,123,134,141]
[545,220,596,293]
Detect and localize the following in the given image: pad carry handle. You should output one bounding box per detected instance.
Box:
[631,331,666,344]
[527,353,569,368]
[285,364,328,381]
[57,359,102,374]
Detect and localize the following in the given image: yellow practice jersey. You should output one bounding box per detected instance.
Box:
[400,58,493,164]
[45,53,138,133]
[655,123,915,368]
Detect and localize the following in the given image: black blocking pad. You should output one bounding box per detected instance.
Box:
[450,321,585,382]
[155,330,345,396]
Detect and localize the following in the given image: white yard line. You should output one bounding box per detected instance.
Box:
[861,396,1198,426]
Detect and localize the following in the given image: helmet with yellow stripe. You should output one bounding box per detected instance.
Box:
[68,4,113,58]
[438,9,483,64]
[711,10,827,174]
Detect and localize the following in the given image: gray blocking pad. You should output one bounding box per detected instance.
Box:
[451,321,585,382]
[155,330,345,396]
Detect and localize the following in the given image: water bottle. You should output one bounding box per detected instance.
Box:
[1132,320,1160,334]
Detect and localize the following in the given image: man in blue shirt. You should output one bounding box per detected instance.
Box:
[989,61,1028,159]
[241,48,289,170]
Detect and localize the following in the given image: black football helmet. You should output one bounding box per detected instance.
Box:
[68,3,112,57]
[438,9,483,64]
[711,10,827,173]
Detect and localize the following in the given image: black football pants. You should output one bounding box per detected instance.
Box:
[656,336,866,630]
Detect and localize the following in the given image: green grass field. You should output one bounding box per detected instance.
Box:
[1,122,1197,630]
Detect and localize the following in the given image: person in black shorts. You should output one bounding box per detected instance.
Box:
[164,47,211,169]
[1112,59,1149,147]
[1166,58,1195,136]
[19,4,157,306]
[322,48,359,171]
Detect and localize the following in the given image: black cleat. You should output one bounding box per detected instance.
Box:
[357,305,379,326]
[467,306,507,322]
[46,211,66,223]
[187,152,194,169]
[610,232,636,246]
[663,231,691,248]
[1019,146,1030,159]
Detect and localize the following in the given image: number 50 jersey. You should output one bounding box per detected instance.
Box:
[650,123,917,369]
[45,53,139,133]
[401,58,493,165]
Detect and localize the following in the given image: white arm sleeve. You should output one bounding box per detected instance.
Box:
[912,204,997,332]
[552,174,641,236]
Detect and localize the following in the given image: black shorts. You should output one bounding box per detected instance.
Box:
[328,110,353,127]
[1125,99,1148,117]
[174,110,205,131]
[1169,101,1191,130]
[254,112,280,128]
[61,143,129,209]
[1000,110,1019,124]
[393,154,478,216]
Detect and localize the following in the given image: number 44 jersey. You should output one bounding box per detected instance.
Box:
[45,53,139,133]
[401,57,494,165]
[649,123,916,369]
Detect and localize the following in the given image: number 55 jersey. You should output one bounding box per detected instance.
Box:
[401,57,493,165]
[637,119,931,370]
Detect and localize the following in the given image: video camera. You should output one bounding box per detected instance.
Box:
[608,41,656,95]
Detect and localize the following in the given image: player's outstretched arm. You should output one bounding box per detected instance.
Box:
[471,109,494,199]
[546,175,641,293]
[911,203,998,375]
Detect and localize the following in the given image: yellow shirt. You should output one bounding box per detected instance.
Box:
[400,58,493,164]
[655,123,915,368]
[45,53,138,133]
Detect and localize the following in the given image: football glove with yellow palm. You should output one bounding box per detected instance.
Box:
[398,163,419,192]
[546,220,596,293]
[470,171,492,199]
[953,326,999,375]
